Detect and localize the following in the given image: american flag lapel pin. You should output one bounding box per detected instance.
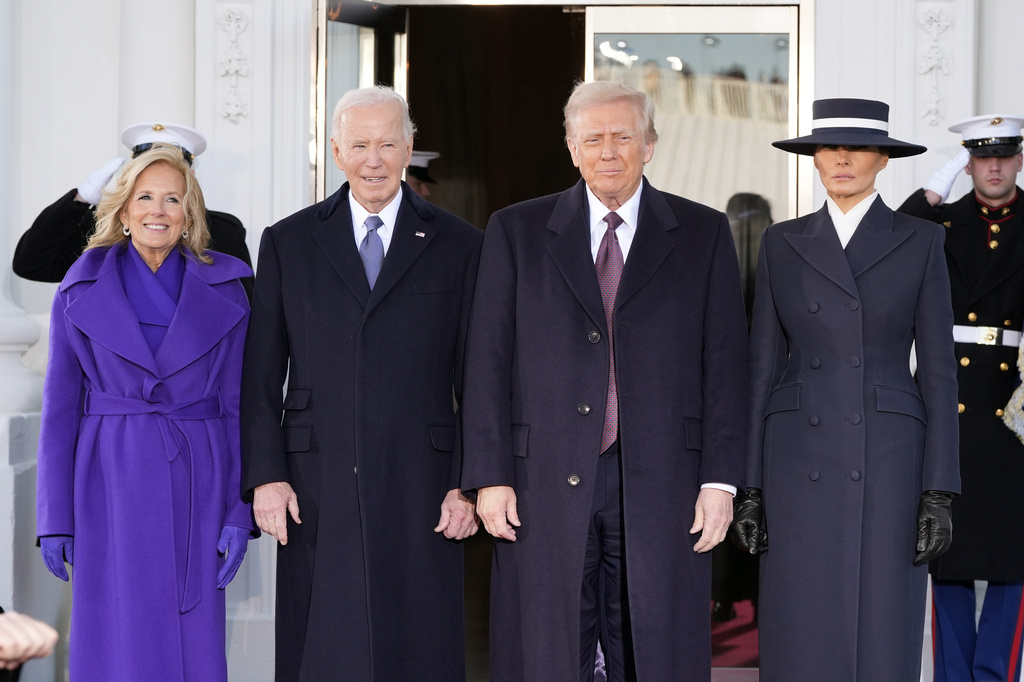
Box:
[415,231,426,238]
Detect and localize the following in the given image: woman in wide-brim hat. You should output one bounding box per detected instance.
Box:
[729,98,961,681]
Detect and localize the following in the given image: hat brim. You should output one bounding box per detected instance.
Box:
[969,143,1023,158]
[408,167,437,184]
[772,131,926,158]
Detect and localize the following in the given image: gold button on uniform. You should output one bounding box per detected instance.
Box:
[958,403,966,413]
[990,240,1000,249]
[1002,363,1011,371]
[1006,320,1014,327]
[968,312,978,322]
[997,409,1005,418]
[992,225,1002,234]
[960,357,971,367]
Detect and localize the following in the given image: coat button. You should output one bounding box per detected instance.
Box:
[578,404,591,415]
[849,470,862,481]
[850,414,862,425]
[588,331,602,343]
[968,312,978,322]
[808,302,820,313]
[1006,320,1014,327]
[808,471,820,481]
[1001,363,1011,371]
[849,300,860,311]
[960,357,970,367]
[958,403,965,413]
[810,358,821,369]
[992,224,1002,234]
[990,240,999,250]
[568,474,581,487]
[809,415,820,426]
[997,408,1006,417]
[850,356,861,368]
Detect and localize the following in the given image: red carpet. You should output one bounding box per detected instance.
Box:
[711,600,759,668]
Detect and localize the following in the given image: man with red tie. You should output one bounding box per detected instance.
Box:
[461,80,749,682]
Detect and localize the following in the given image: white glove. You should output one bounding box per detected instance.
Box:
[924,148,971,203]
[77,156,126,205]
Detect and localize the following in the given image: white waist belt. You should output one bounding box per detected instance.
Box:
[952,324,1022,347]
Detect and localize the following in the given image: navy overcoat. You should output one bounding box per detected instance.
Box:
[240,183,482,681]
[748,198,961,681]
[461,178,749,682]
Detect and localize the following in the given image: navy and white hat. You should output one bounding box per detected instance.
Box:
[773,98,926,158]
[949,114,1024,157]
[120,122,207,165]
[408,150,440,184]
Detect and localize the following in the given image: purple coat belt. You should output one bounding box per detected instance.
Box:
[83,390,221,613]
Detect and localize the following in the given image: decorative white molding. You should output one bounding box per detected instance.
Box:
[917,7,952,126]
[218,8,251,123]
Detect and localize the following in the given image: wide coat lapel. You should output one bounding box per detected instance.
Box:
[784,204,859,298]
[156,256,249,377]
[312,184,372,307]
[365,186,436,314]
[842,198,911,280]
[545,180,606,332]
[615,179,677,311]
[63,246,160,376]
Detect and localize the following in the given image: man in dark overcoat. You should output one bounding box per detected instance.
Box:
[462,81,749,681]
[240,86,482,682]
[898,113,1024,682]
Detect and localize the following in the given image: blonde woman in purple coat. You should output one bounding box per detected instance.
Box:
[36,145,254,681]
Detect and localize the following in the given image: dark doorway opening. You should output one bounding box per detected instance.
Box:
[406,5,586,229]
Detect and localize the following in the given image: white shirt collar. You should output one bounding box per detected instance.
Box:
[348,186,402,255]
[825,191,879,249]
[585,182,643,262]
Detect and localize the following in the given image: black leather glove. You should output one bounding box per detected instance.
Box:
[728,487,768,555]
[914,490,954,566]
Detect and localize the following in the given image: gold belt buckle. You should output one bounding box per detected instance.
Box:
[978,326,1002,345]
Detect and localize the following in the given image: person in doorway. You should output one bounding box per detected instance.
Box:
[13,121,252,296]
[36,144,255,681]
[241,85,481,681]
[407,150,440,198]
[462,80,749,681]
[898,113,1024,682]
[731,98,961,682]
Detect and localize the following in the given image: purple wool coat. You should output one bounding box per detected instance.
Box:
[36,244,253,682]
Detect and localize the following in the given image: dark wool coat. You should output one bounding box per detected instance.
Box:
[461,179,749,682]
[240,183,482,682]
[748,198,961,682]
[13,188,253,297]
[899,187,1024,582]
[36,245,253,681]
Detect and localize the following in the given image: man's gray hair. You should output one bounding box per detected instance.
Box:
[331,86,417,141]
[563,80,659,146]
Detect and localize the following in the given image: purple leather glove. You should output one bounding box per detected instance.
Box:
[216,526,250,589]
[39,535,74,581]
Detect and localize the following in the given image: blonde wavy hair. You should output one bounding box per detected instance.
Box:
[88,144,212,264]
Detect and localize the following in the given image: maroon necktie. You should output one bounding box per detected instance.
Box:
[596,212,624,454]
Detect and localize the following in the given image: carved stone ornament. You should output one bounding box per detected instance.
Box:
[218,7,250,123]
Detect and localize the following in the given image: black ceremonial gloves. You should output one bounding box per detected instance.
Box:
[914,490,954,566]
[729,487,768,555]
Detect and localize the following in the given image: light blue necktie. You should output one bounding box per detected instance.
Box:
[360,215,384,289]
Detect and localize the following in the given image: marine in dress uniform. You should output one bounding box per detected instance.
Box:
[12,122,252,297]
[898,114,1024,682]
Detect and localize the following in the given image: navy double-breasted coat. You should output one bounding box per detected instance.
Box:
[240,183,482,681]
[748,198,961,681]
[461,178,749,682]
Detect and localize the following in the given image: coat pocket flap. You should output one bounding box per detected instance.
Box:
[875,386,927,424]
[683,417,702,451]
[429,424,456,452]
[284,425,312,453]
[765,384,802,417]
[512,423,530,457]
[283,387,312,410]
